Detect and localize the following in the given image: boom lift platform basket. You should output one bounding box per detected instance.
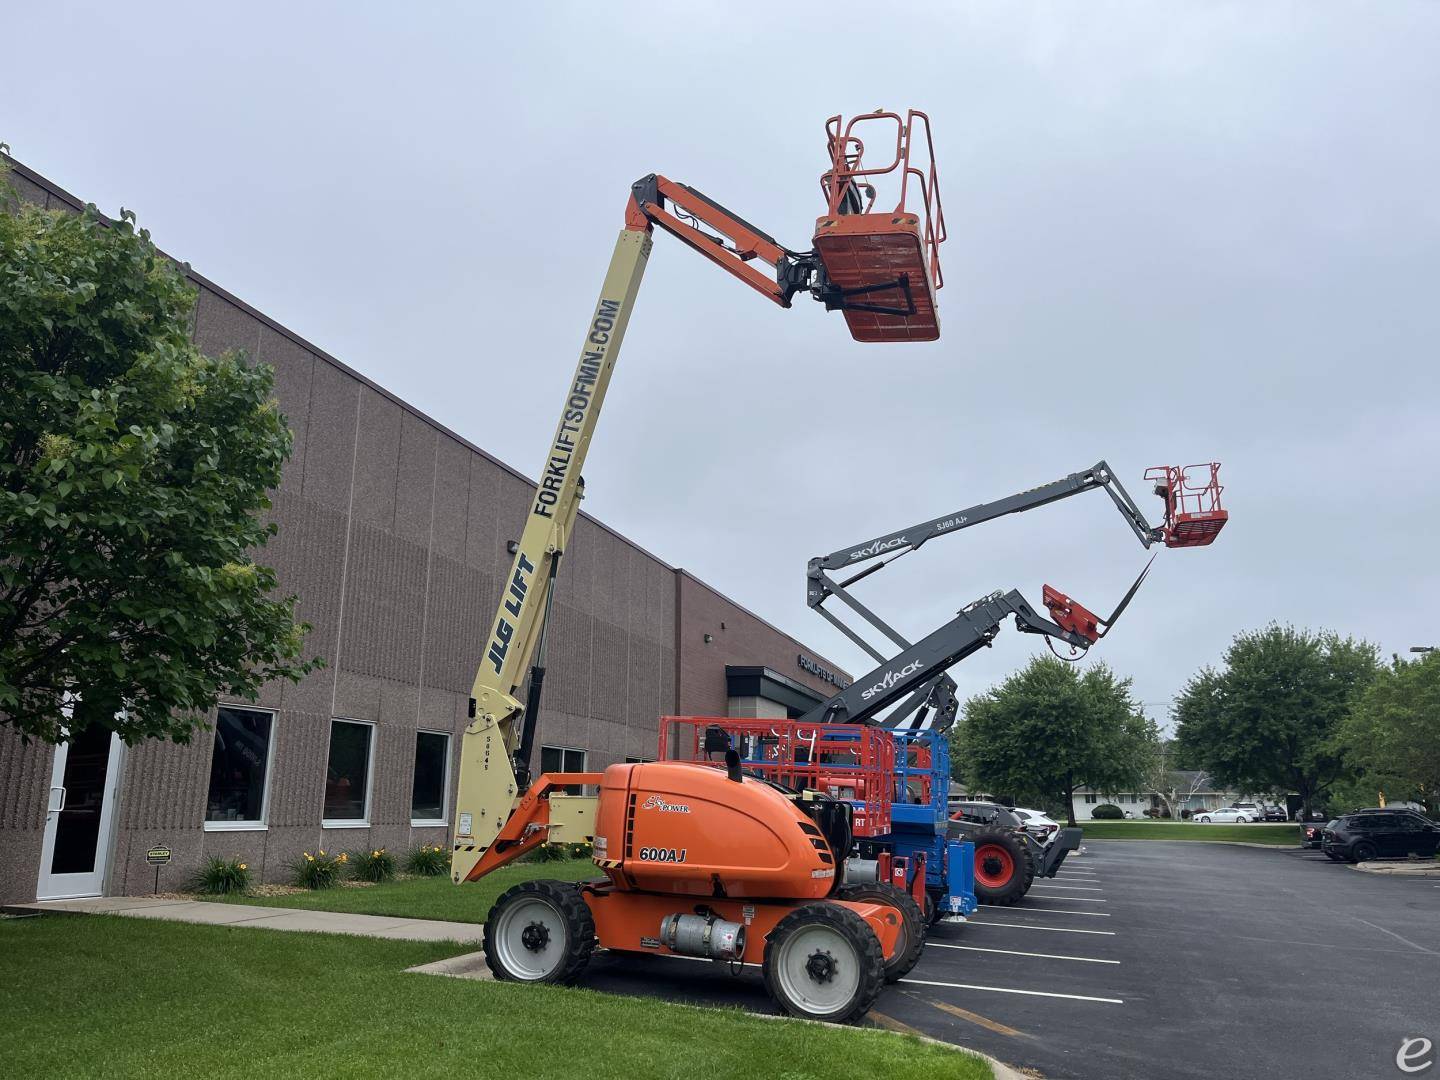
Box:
[814,110,946,342]
[1147,463,1228,548]
[660,717,895,837]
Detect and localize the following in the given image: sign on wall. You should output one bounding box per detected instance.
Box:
[798,653,850,689]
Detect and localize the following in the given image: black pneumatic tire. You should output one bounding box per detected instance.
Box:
[1351,842,1377,864]
[763,902,885,1024]
[970,826,1029,907]
[483,880,596,984]
[835,882,926,983]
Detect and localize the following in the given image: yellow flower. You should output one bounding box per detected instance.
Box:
[303,852,310,858]
[318,849,326,856]
[238,863,247,871]
[306,855,315,862]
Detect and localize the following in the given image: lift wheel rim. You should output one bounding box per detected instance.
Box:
[491,896,568,980]
[775,924,862,1014]
[975,843,1015,888]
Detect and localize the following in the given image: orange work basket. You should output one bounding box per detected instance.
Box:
[814,110,946,343]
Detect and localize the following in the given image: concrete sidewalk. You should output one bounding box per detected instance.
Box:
[8,896,483,943]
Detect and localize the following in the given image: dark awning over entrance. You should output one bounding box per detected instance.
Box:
[724,666,830,718]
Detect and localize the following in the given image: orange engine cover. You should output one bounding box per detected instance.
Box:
[592,762,836,900]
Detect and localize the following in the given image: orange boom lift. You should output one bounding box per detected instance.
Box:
[451,112,945,1022]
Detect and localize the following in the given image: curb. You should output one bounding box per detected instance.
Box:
[1349,861,1440,877]
[1083,838,1303,850]
[407,947,1024,1080]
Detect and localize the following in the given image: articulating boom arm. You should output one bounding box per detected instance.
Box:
[451,174,894,883]
[797,589,1092,729]
[803,462,1165,735]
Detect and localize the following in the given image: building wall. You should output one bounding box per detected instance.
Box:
[675,571,850,718]
[0,159,840,904]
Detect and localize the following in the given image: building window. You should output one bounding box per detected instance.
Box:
[541,745,587,774]
[324,719,374,826]
[1084,792,1097,805]
[542,745,586,796]
[205,706,275,830]
[411,731,450,825]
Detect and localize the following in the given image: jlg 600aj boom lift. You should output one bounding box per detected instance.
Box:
[451,112,947,1022]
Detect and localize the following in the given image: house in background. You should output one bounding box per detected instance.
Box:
[1072,772,1257,820]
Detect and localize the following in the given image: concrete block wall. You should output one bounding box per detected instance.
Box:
[0,158,824,903]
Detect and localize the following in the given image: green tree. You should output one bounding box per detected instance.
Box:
[1173,625,1379,819]
[1339,652,1440,817]
[953,656,1157,826]
[0,173,319,744]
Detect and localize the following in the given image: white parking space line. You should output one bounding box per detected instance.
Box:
[1024,895,1108,903]
[980,905,1110,917]
[1029,883,1104,892]
[973,921,1115,936]
[902,976,1124,1005]
[926,942,1120,964]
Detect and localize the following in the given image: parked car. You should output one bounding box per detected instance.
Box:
[1322,810,1440,863]
[1301,819,1336,848]
[1262,805,1288,822]
[1195,807,1255,823]
[1010,806,1061,846]
[1230,802,1264,819]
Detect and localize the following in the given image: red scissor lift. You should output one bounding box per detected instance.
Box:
[660,717,895,838]
[813,109,946,342]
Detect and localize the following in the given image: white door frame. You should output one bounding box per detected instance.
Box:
[36,731,124,900]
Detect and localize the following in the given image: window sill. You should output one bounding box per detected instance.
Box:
[204,822,268,832]
[322,820,370,829]
[411,819,448,828]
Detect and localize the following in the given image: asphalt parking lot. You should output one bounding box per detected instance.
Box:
[579,841,1439,1079]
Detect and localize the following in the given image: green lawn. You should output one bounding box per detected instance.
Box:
[1079,820,1302,845]
[209,858,597,923]
[0,915,989,1080]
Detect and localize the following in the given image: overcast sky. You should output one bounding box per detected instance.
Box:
[8,2,1439,729]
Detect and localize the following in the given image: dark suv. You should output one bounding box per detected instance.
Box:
[1322,810,1440,863]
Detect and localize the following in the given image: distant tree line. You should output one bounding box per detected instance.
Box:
[952,624,1440,825]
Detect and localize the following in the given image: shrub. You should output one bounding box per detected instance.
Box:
[1179,808,1194,820]
[188,856,251,895]
[405,844,451,877]
[350,847,396,883]
[1091,803,1124,820]
[291,849,347,889]
[526,841,594,863]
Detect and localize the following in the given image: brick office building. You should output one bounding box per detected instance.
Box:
[0,160,850,905]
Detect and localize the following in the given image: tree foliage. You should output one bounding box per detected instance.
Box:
[1338,652,1440,816]
[953,656,1156,825]
[0,173,319,744]
[1173,625,1379,816]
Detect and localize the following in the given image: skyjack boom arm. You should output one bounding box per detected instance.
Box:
[796,589,1092,729]
[802,462,1164,735]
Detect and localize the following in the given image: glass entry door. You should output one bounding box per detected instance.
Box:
[36,726,123,900]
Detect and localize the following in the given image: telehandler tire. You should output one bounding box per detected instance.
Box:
[484,879,595,984]
[834,882,926,983]
[970,826,1028,906]
[763,902,884,1024]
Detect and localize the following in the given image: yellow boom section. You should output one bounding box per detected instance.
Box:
[452,228,651,882]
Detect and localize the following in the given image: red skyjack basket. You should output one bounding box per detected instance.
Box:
[1147,463,1229,548]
